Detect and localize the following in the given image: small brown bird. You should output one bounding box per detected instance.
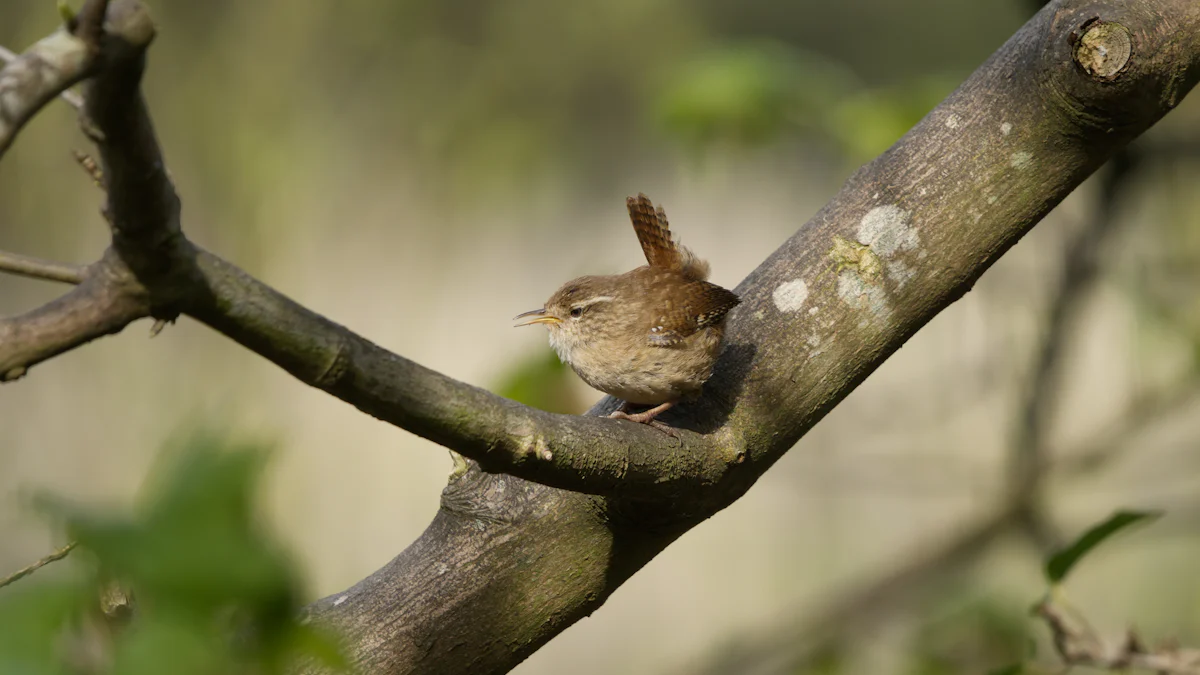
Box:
[515,194,740,431]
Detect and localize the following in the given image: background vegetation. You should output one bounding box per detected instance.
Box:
[2,0,1200,672]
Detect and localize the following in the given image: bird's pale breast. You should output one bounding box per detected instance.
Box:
[559,324,724,404]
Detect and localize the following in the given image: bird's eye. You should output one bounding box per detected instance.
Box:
[569,306,584,318]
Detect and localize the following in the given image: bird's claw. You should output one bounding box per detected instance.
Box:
[607,409,681,441]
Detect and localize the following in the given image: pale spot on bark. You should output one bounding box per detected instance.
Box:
[1010,151,1032,169]
[945,114,961,129]
[888,260,915,288]
[857,205,919,258]
[0,89,21,115]
[772,279,809,313]
[1001,122,1013,135]
[837,270,892,322]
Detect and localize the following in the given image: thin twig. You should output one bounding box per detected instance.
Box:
[1037,596,1200,673]
[673,506,1022,675]
[0,541,77,590]
[675,149,1165,675]
[1053,377,1200,476]
[0,44,84,111]
[0,250,85,285]
[1009,150,1139,552]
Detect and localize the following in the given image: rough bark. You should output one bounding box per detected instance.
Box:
[0,0,1198,674]
[304,3,1200,672]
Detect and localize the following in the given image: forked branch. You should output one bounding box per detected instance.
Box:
[0,0,730,499]
[2,0,1200,673]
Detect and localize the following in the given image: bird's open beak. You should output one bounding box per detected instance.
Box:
[513,309,561,327]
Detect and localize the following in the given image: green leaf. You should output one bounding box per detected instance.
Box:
[56,0,76,26]
[0,580,88,675]
[654,42,854,150]
[14,429,344,674]
[1045,509,1162,583]
[110,612,231,675]
[824,76,955,161]
[493,350,584,415]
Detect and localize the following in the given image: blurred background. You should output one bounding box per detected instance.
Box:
[3,0,1200,672]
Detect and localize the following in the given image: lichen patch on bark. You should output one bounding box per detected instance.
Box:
[772,278,810,312]
[1011,151,1033,169]
[836,270,892,322]
[856,205,919,258]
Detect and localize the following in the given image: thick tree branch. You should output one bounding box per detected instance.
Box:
[0,251,149,382]
[1,0,1198,673]
[0,0,155,382]
[1,2,733,499]
[184,249,742,497]
[678,150,1182,673]
[300,3,1200,671]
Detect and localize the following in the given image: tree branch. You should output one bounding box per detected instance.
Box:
[0,252,150,383]
[674,506,1022,675]
[297,3,1200,670]
[676,147,1183,673]
[1,0,1199,672]
[1010,152,1136,505]
[1037,595,1200,673]
[183,250,744,496]
[0,45,83,110]
[0,542,76,590]
[0,250,85,285]
[0,3,110,157]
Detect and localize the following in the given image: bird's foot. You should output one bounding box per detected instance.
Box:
[608,401,679,439]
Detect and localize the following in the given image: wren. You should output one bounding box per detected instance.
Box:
[514,194,740,432]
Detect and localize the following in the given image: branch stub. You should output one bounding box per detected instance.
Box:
[1072,18,1132,81]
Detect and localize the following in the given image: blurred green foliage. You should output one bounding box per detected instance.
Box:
[824,76,957,162]
[0,432,346,675]
[655,43,839,149]
[0,0,1021,249]
[785,506,1174,675]
[655,41,956,161]
[903,594,1031,675]
[790,593,1032,675]
[493,349,588,415]
[1044,509,1161,584]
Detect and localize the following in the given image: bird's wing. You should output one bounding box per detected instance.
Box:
[647,280,741,347]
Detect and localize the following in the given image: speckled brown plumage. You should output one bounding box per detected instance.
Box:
[515,194,741,429]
